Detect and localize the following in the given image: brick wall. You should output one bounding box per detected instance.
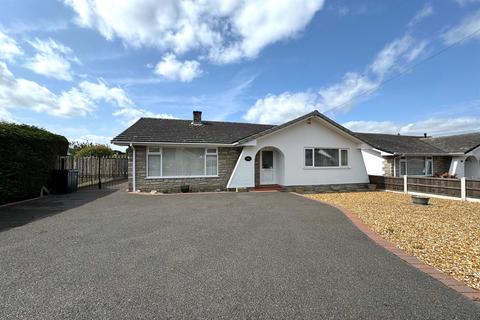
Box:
[383,157,395,176]
[128,146,242,192]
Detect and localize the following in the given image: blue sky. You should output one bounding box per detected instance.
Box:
[1,0,479,149]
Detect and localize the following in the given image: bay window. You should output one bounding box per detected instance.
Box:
[304,148,349,168]
[147,147,218,177]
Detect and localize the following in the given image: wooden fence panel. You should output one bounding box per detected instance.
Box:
[466,179,480,199]
[369,175,403,191]
[407,176,461,198]
[56,156,128,188]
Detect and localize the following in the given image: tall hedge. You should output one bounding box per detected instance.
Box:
[0,122,69,205]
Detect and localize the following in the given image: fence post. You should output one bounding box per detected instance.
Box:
[461,177,466,201]
[404,175,408,194]
[98,157,102,189]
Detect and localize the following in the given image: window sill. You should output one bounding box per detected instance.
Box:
[303,166,351,170]
[145,175,219,179]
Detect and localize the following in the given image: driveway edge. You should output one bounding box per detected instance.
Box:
[291,192,480,303]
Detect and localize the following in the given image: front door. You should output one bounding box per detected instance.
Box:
[260,150,275,185]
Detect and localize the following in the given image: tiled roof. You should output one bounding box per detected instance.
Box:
[356,132,480,155]
[423,133,480,153]
[112,118,274,144]
[355,133,447,155]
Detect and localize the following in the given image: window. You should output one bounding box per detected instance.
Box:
[398,156,434,177]
[206,148,218,176]
[305,149,313,166]
[304,148,348,168]
[262,150,274,169]
[147,147,218,177]
[400,158,407,176]
[341,149,348,167]
[147,147,161,177]
[425,158,433,176]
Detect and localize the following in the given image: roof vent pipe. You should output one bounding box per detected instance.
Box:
[192,111,202,125]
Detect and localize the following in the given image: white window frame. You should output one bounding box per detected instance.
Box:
[303,147,350,169]
[399,157,407,176]
[205,148,218,176]
[146,146,219,178]
[340,149,349,167]
[399,156,435,177]
[146,147,162,177]
[425,157,434,176]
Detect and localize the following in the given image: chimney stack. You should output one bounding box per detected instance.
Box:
[192,110,202,125]
[424,133,427,138]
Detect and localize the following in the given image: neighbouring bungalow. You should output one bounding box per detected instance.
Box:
[357,132,480,179]
[112,110,373,193]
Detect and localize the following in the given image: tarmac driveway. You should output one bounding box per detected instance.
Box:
[0,189,479,319]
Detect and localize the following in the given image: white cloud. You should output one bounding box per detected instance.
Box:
[24,38,79,81]
[77,80,176,123]
[343,117,480,136]
[0,30,23,62]
[407,3,433,27]
[244,34,428,124]
[318,73,379,112]
[0,62,170,123]
[0,62,94,117]
[63,0,325,64]
[78,80,134,108]
[455,0,480,7]
[154,53,202,82]
[369,35,414,77]
[0,106,13,122]
[244,91,322,124]
[442,10,480,45]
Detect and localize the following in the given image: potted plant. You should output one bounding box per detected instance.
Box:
[180,185,190,193]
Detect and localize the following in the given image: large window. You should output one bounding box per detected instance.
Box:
[304,148,349,168]
[147,147,218,177]
[398,156,434,176]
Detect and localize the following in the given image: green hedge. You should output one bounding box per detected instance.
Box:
[0,123,69,205]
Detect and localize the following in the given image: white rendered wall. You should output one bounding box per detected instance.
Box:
[465,146,480,178]
[449,157,465,177]
[227,118,370,188]
[361,149,385,176]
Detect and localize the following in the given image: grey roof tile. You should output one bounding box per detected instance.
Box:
[355,133,448,154]
[424,133,480,153]
[112,118,274,144]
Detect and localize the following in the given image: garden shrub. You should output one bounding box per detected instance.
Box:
[71,142,114,157]
[0,122,69,205]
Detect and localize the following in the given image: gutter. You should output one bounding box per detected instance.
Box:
[112,141,235,147]
[393,153,464,157]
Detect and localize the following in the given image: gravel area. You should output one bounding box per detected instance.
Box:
[307,191,480,290]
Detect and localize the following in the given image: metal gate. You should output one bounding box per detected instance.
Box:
[56,156,128,190]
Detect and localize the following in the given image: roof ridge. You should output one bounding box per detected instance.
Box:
[355,132,424,138]
[427,132,480,139]
[139,117,275,127]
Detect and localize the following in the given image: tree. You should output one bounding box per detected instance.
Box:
[70,141,114,157]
